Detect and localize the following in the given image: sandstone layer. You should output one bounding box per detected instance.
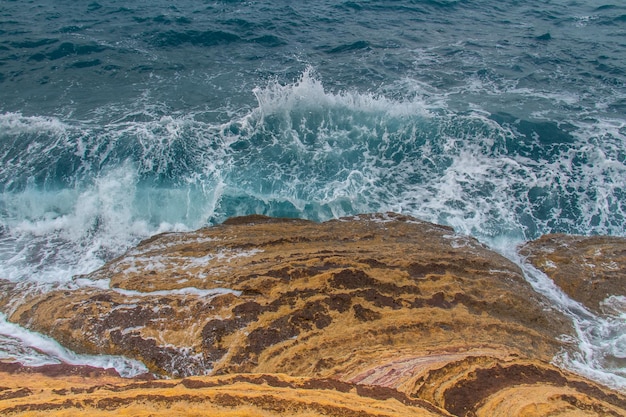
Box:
[0,362,446,417]
[0,213,625,416]
[520,234,626,314]
[2,359,625,417]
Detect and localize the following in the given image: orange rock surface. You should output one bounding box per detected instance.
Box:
[1,359,625,416]
[0,214,625,416]
[0,363,447,416]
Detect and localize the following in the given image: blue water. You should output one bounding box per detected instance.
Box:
[1,0,625,385]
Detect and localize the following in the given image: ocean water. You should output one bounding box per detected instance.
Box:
[1,0,625,386]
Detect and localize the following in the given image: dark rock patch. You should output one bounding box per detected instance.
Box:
[353,304,382,322]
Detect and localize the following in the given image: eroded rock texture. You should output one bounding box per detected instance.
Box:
[0,363,447,416]
[1,360,625,417]
[520,234,626,314]
[1,214,625,416]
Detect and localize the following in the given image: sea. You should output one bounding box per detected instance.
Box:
[1,0,625,388]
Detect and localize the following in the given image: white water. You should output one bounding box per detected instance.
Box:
[0,313,147,377]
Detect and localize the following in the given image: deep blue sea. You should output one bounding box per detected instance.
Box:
[1,0,625,387]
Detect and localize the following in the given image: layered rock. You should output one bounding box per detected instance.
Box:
[0,214,569,377]
[2,359,625,416]
[0,213,625,416]
[0,362,447,417]
[520,234,626,314]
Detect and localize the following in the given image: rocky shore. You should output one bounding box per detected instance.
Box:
[520,234,626,315]
[0,213,625,416]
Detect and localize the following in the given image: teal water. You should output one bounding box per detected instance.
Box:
[0,0,625,385]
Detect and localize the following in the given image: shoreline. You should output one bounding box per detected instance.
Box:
[1,213,625,415]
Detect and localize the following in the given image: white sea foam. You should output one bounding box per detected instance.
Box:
[0,112,70,136]
[252,67,432,121]
[112,287,241,299]
[105,247,263,279]
[0,166,164,285]
[0,313,148,378]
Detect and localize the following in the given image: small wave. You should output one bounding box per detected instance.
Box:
[46,42,108,61]
[152,30,241,47]
[326,40,371,54]
[9,38,59,49]
[251,35,287,47]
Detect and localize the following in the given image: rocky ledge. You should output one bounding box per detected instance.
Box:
[0,213,625,416]
[520,234,626,315]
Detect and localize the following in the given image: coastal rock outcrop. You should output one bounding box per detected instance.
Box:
[520,234,626,315]
[0,362,447,417]
[1,213,625,416]
[2,359,625,416]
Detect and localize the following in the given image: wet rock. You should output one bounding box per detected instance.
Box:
[520,234,626,314]
[1,213,570,377]
[0,213,625,415]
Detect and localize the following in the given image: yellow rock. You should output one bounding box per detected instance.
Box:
[1,214,625,416]
[0,363,449,416]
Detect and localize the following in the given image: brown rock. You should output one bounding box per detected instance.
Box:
[520,234,626,314]
[2,360,625,417]
[1,213,625,415]
[1,214,570,378]
[0,363,448,416]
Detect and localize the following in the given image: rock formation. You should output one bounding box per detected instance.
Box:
[0,362,447,417]
[520,234,626,315]
[1,213,625,416]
